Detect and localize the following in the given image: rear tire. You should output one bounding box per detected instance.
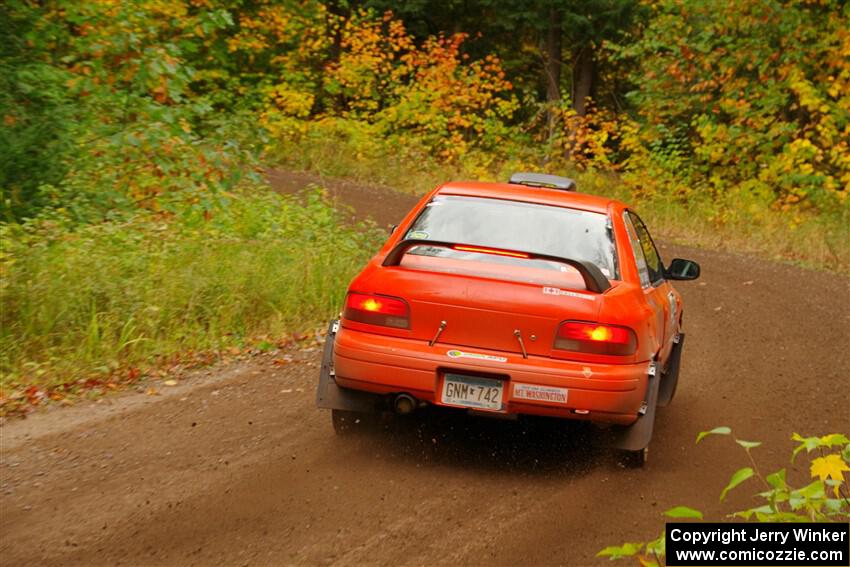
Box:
[618,446,649,468]
[332,409,373,435]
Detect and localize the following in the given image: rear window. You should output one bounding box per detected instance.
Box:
[403,195,618,280]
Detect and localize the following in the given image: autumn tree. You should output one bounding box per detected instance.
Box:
[622,0,849,204]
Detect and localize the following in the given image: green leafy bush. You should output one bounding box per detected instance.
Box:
[598,428,850,566]
[0,1,80,220]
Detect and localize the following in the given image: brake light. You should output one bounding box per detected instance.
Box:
[554,321,637,356]
[452,245,530,259]
[344,292,410,329]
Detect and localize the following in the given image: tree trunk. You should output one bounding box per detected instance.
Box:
[572,47,594,116]
[544,6,562,140]
[325,0,349,112]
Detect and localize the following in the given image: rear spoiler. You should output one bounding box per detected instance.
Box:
[382,239,611,293]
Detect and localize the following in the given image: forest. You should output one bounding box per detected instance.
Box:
[1,0,848,403]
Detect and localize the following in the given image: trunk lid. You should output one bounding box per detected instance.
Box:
[366,256,603,356]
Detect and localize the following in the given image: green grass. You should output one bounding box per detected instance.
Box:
[272,129,850,274]
[0,188,384,393]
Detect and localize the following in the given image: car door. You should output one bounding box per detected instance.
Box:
[624,211,677,364]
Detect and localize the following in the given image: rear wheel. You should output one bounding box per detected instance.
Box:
[618,446,649,468]
[331,409,374,435]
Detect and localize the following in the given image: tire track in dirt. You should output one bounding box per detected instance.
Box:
[1,170,848,566]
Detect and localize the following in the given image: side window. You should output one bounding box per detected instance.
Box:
[623,212,651,288]
[628,211,665,285]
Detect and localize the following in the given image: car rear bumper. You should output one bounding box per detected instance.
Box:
[333,326,650,425]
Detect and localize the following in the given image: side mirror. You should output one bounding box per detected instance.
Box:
[388,224,398,235]
[666,258,700,280]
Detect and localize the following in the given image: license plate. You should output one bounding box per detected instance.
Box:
[441,374,504,411]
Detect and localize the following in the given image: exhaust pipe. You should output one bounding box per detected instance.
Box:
[393,393,417,415]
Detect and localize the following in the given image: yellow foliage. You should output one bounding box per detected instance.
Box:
[256,8,518,162]
[810,453,850,483]
[547,103,620,171]
[810,453,850,496]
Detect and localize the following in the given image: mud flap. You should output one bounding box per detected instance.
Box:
[315,320,379,413]
[657,334,684,408]
[604,362,660,452]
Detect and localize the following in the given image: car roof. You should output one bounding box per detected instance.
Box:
[435,181,625,215]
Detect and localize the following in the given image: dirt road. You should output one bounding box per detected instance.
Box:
[2,172,849,566]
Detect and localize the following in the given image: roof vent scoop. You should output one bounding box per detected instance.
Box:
[508,172,577,191]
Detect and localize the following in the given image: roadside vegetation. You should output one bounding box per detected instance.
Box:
[599,429,850,565]
[0,191,382,412]
[1,0,848,413]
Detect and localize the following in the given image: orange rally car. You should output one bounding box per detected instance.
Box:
[316,173,700,466]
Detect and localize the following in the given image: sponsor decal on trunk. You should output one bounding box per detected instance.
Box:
[446,349,508,363]
[512,383,569,404]
[542,286,596,300]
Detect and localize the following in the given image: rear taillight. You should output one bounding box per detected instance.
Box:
[554,321,637,356]
[344,292,410,329]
